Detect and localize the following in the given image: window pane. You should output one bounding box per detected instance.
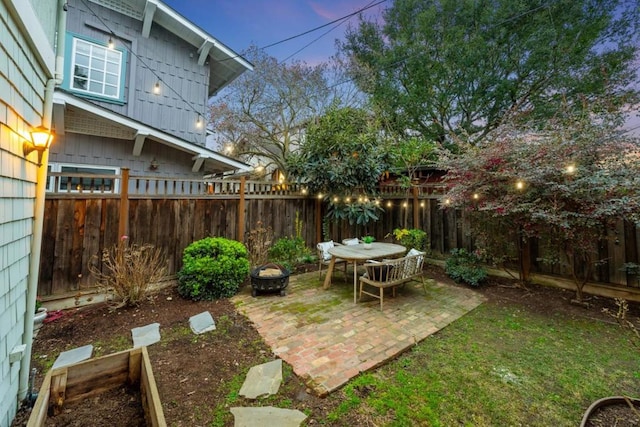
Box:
[70,37,122,99]
[92,71,104,82]
[90,57,105,70]
[89,81,102,93]
[58,166,116,192]
[105,73,118,85]
[75,40,90,55]
[106,61,119,74]
[75,53,89,67]
[106,50,120,62]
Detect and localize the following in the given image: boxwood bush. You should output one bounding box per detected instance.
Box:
[177,237,249,300]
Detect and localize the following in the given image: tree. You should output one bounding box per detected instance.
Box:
[440,105,640,302]
[208,47,333,174]
[286,106,387,232]
[340,0,639,145]
[386,136,437,227]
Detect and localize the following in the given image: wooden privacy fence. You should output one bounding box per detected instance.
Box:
[39,171,639,298]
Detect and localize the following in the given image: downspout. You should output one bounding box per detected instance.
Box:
[18,0,66,402]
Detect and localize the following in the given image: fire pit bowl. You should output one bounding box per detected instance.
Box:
[250,263,290,297]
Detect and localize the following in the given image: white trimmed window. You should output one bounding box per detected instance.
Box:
[47,163,120,193]
[68,36,125,101]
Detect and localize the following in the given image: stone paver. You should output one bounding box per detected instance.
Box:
[238,359,283,399]
[230,406,307,427]
[52,344,93,369]
[232,271,485,396]
[189,311,216,334]
[131,322,160,348]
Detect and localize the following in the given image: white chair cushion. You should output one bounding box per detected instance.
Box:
[342,238,360,246]
[407,248,424,257]
[317,241,335,261]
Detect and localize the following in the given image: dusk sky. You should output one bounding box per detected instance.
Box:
[162,0,387,65]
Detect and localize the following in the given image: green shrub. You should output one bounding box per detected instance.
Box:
[393,228,429,252]
[267,236,311,271]
[445,248,487,287]
[177,237,249,300]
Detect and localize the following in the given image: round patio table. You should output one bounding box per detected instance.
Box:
[323,242,407,303]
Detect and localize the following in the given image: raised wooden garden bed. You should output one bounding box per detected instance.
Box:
[27,346,165,427]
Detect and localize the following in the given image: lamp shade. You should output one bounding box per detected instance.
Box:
[30,126,54,149]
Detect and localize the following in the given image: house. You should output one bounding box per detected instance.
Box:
[0,0,252,425]
[49,0,253,194]
[0,1,56,425]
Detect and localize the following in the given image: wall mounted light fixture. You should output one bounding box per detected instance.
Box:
[24,126,54,165]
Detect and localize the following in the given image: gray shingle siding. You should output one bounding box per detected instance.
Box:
[65,0,208,145]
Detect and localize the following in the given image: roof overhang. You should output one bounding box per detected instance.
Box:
[53,91,252,174]
[89,0,253,96]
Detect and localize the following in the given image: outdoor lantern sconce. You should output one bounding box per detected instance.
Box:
[24,126,54,165]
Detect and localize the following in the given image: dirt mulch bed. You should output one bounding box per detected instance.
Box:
[11,264,639,426]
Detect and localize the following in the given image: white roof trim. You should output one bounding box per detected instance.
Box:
[155,2,252,71]
[53,91,252,173]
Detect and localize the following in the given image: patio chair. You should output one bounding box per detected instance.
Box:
[317,241,348,282]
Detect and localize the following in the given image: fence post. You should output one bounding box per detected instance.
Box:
[118,168,129,238]
[238,176,245,242]
[412,185,419,229]
[625,219,638,286]
[316,197,322,243]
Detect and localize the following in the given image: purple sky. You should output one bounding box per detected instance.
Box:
[163,0,386,65]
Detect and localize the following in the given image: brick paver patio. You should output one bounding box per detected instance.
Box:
[232,271,486,396]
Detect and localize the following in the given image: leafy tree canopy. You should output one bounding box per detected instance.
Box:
[208,47,332,173]
[439,104,640,300]
[340,0,639,145]
[286,106,387,227]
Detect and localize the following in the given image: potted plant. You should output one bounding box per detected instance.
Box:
[362,236,375,249]
[33,297,47,335]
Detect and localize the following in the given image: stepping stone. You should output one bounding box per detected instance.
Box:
[131,322,160,348]
[230,406,307,427]
[238,359,282,399]
[52,344,93,369]
[189,311,216,335]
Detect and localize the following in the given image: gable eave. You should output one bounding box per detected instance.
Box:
[53,91,252,174]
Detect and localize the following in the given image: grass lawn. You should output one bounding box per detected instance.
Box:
[327,298,640,426]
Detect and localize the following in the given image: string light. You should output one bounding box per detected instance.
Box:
[516,180,524,190]
[387,201,392,207]
[317,193,324,199]
[444,198,451,205]
[196,115,203,128]
[420,201,425,207]
[566,164,576,174]
[301,188,307,195]
[402,202,408,208]
[108,37,114,49]
[153,81,160,94]
[473,193,479,200]
[333,196,339,203]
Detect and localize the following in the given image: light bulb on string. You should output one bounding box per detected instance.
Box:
[196,115,203,128]
[108,37,114,49]
[153,81,160,94]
